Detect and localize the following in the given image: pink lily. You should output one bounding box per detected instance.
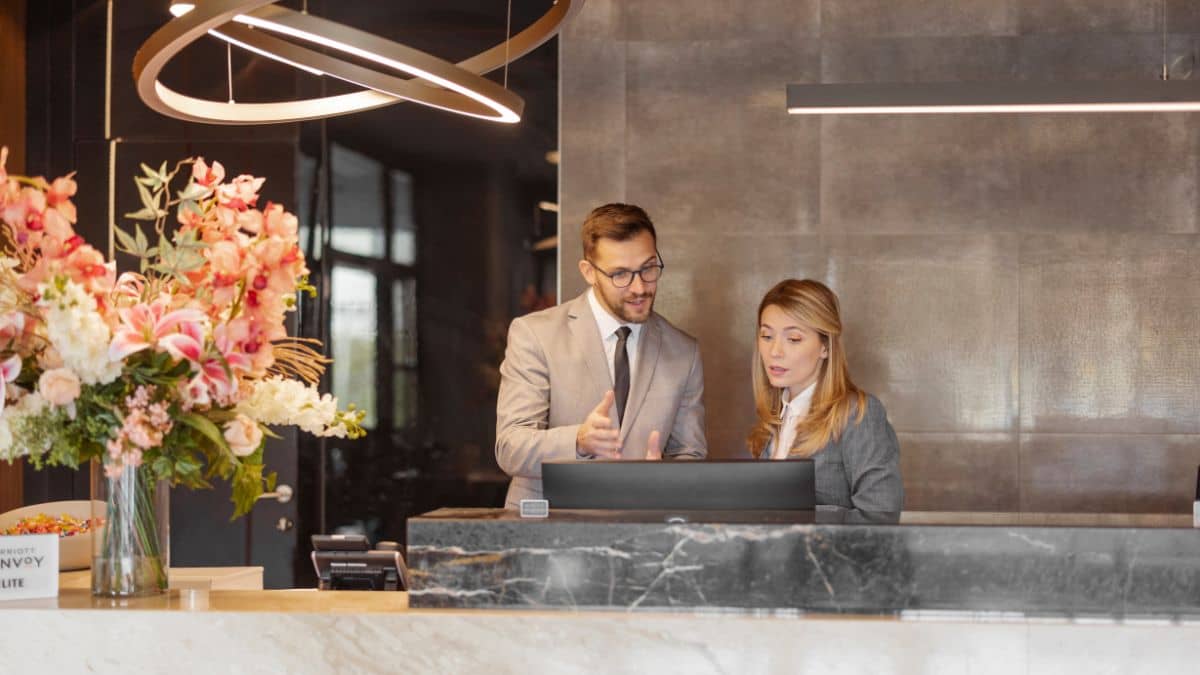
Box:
[0,354,21,412]
[109,298,208,362]
[159,316,206,363]
[193,326,253,403]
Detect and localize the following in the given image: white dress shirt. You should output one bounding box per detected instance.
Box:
[772,382,816,460]
[587,287,641,384]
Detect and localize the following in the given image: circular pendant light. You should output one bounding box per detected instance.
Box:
[134,0,583,125]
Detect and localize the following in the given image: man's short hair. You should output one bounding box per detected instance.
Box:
[581,203,657,259]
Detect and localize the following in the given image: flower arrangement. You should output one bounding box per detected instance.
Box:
[0,147,364,518]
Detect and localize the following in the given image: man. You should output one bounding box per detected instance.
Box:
[495,203,707,508]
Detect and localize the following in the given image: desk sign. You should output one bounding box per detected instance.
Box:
[0,534,59,601]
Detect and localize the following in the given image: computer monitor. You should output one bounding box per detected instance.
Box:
[542,459,815,510]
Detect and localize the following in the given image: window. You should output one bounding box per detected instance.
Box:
[326,144,418,434]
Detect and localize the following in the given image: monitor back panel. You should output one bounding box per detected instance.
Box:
[542,459,815,510]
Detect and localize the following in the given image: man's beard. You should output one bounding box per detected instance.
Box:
[603,289,654,323]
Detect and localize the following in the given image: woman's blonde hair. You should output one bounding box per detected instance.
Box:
[747,279,866,458]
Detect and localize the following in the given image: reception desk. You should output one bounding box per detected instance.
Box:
[407,509,1200,616]
[3,511,1200,673]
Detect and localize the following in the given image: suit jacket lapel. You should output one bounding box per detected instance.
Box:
[620,314,660,445]
[566,292,613,401]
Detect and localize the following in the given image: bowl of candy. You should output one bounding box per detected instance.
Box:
[0,501,105,571]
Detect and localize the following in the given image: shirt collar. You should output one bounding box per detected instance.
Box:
[588,287,641,341]
[779,381,817,419]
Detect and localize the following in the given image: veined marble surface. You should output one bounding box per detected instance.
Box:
[1,590,1200,674]
[407,509,1200,614]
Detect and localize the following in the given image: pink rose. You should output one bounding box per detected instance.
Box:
[223,414,264,457]
[38,367,82,406]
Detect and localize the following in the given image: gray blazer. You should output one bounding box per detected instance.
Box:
[495,292,707,508]
[762,394,903,512]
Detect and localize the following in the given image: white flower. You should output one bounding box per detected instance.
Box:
[38,368,81,406]
[37,279,121,385]
[0,418,13,459]
[236,377,347,437]
[223,414,264,457]
[0,392,48,460]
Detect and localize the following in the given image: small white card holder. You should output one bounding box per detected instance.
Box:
[519,499,549,518]
[0,534,59,601]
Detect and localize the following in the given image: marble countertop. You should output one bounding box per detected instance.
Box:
[408,508,1200,614]
[2,588,1200,674]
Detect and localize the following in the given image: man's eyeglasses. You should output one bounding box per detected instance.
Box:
[587,255,665,288]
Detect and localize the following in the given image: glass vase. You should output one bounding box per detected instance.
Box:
[90,460,170,597]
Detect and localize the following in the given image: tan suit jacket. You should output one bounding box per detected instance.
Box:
[495,291,707,507]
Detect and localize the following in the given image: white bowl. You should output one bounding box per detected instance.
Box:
[0,500,104,571]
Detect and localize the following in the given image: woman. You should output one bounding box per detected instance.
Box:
[748,279,903,512]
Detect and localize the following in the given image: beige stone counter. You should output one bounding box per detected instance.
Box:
[2,587,1200,674]
[7,587,407,612]
[58,567,266,592]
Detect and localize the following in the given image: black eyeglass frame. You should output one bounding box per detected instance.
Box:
[586,253,666,288]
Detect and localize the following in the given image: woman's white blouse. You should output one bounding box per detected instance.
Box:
[771,382,816,459]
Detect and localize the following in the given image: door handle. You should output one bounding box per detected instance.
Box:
[256,484,294,504]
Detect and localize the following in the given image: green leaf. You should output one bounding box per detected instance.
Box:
[124,207,158,221]
[151,455,173,478]
[135,176,156,211]
[135,225,149,252]
[176,412,230,453]
[177,181,210,201]
[114,226,138,253]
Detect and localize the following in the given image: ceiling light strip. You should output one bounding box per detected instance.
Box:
[135,0,583,125]
[230,8,522,122]
[214,23,507,120]
[786,81,1200,114]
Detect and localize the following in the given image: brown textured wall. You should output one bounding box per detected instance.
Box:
[560,0,1200,512]
[0,0,25,514]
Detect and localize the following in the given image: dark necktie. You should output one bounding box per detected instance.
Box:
[613,326,632,427]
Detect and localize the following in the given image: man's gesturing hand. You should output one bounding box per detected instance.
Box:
[643,430,662,460]
[577,390,621,458]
